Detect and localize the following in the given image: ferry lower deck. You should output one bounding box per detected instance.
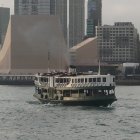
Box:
[34,86,116,107]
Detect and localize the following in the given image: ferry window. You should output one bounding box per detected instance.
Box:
[73,90,78,94]
[40,77,44,82]
[113,78,115,82]
[72,79,74,83]
[35,77,38,81]
[79,89,84,93]
[85,78,87,83]
[81,79,83,82]
[93,78,96,82]
[64,78,67,83]
[42,89,47,93]
[56,78,59,83]
[60,78,63,83]
[63,90,71,97]
[78,79,80,83]
[103,77,106,82]
[68,78,70,82]
[97,78,101,82]
[89,78,92,82]
[75,79,77,83]
[44,78,48,82]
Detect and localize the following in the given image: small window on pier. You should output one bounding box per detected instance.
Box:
[103,77,106,82]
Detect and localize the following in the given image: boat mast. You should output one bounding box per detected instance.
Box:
[67,0,71,73]
[97,20,101,75]
[48,50,50,73]
[98,59,101,75]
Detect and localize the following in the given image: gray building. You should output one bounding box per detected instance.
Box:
[97,22,140,63]
[0,7,10,49]
[87,0,102,37]
[54,0,68,46]
[68,0,85,48]
[14,0,85,48]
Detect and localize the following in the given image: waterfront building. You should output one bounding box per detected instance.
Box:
[70,37,99,67]
[14,0,85,48]
[96,22,140,63]
[0,15,69,74]
[86,0,102,37]
[0,7,10,49]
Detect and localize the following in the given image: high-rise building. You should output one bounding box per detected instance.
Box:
[87,0,102,37]
[14,0,51,15]
[0,7,10,49]
[69,0,85,47]
[14,0,85,48]
[97,22,140,63]
[54,0,68,46]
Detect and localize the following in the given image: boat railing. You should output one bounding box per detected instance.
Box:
[70,81,115,88]
[55,83,68,87]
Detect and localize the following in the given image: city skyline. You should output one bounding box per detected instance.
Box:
[14,0,85,48]
[0,0,140,32]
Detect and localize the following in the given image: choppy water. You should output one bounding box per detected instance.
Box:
[0,85,140,140]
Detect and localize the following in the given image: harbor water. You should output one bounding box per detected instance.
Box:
[0,85,140,140]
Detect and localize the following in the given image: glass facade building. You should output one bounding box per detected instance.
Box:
[87,0,102,37]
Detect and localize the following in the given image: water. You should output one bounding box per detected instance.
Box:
[0,85,140,140]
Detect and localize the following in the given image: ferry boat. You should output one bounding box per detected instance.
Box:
[33,70,117,107]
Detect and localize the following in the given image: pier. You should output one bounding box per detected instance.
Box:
[0,75,34,85]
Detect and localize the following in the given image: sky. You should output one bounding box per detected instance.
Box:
[0,0,140,32]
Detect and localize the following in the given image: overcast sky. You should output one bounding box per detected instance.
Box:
[0,0,140,32]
